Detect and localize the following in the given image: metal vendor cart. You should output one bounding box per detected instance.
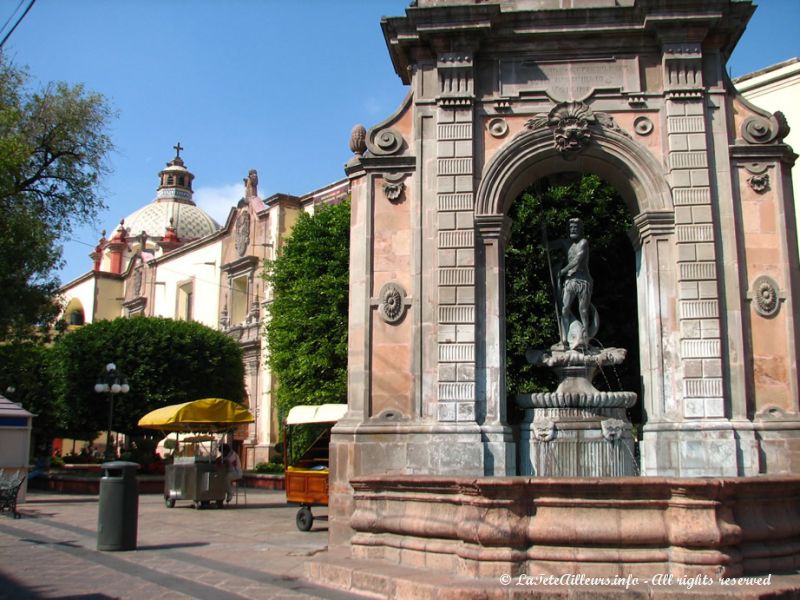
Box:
[138,398,254,509]
[284,404,347,531]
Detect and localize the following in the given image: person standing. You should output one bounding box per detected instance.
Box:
[219,443,242,502]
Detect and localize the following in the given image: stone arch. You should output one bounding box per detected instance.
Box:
[474,126,676,436]
[476,126,673,221]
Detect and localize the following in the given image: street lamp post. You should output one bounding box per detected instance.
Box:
[94,363,130,461]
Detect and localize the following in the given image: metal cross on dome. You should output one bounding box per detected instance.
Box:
[173,142,183,158]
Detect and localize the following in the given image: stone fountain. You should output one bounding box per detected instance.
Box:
[516,218,638,476]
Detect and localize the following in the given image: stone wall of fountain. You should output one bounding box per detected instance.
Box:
[517,346,639,476]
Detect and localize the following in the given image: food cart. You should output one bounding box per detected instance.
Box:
[138,398,254,509]
[284,404,347,531]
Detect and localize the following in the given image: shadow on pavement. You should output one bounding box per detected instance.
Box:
[136,541,209,551]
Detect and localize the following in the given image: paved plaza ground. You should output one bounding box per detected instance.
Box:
[0,489,361,600]
[4,489,800,599]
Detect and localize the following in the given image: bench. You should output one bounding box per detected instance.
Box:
[0,469,26,519]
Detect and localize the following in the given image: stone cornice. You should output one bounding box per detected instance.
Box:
[220,255,260,276]
[633,209,675,244]
[730,143,798,167]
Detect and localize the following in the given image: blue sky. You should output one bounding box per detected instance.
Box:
[3,0,799,285]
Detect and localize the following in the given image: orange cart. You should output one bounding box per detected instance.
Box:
[283,404,347,531]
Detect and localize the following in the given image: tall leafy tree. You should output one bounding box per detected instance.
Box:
[0,54,114,339]
[0,342,62,455]
[505,174,640,422]
[263,200,350,457]
[51,317,244,439]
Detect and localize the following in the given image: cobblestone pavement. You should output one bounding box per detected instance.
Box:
[0,489,363,600]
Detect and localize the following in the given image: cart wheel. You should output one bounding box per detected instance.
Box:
[165,497,175,508]
[296,507,313,531]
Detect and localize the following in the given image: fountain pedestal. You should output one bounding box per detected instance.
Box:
[516,346,638,476]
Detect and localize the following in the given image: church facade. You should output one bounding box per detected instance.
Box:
[58,147,349,467]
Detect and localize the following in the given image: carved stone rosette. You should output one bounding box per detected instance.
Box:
[749,275,783,318]
[524,100,628,155]
[377,281,408,324]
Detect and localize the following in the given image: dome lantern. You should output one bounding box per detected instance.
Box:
[156,142,195,204]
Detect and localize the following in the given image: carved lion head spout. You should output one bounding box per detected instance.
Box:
[533,418,556,442]
[601,418,625,442]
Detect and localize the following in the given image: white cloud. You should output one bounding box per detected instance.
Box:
[193,182,244,225]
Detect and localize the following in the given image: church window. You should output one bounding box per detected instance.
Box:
[230,275,248,325]
[177,281,194,321]
[178,176,185,186]
[167,175,174,185]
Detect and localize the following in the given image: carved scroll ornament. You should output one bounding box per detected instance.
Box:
[741,112,790,145]
[367,127,404,156]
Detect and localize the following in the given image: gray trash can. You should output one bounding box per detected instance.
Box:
[97,461,139,551]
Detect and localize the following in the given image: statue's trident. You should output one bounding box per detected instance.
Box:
[541,222,564,345]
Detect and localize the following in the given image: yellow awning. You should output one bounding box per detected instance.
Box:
[138,398,254,432]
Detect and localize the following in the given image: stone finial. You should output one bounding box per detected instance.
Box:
[349,124,367,156]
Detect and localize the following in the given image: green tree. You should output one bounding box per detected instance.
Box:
[51,317,244,439]
[0,54,114,339]
[264,200,350,459]
[505,174,640,421]
[0,342,62,455]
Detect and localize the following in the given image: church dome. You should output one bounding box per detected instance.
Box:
[119,143,219,242]
[123,201,219,241]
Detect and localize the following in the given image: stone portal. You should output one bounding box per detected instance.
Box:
[330,0,800,547]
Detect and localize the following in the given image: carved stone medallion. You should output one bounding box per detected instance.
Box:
[377,281,408,324]
[750,275,782,318]
[487,117,509,138]
[235,211,251,257]
[633,116,654,136]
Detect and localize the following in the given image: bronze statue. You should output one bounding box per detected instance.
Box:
[546,217,597,350]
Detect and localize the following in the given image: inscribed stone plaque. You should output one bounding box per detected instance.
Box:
[500,58,634,101]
